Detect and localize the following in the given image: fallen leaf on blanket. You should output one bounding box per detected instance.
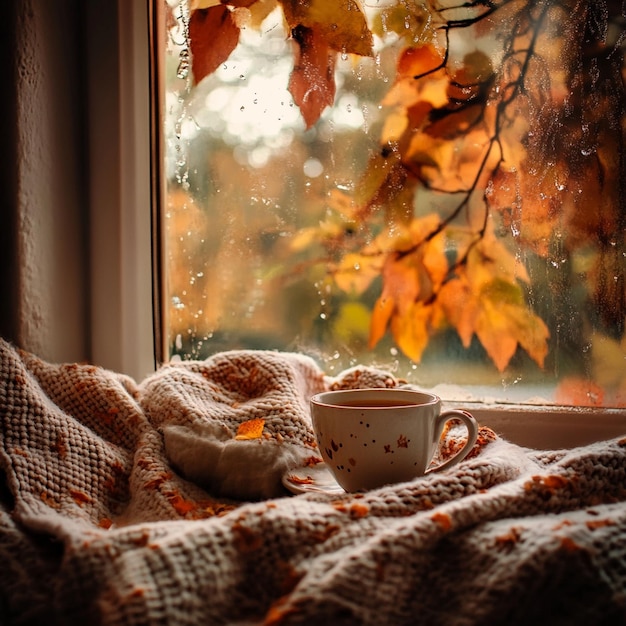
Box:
[144,471,173,490]
[586,518,616,530]
[333,501,370,519]
[552,519,574,531]
[559,536,582,552]
[348,502,369,519]
[494,527,521,549]
[235,418,266,440]
[53,434,68,459]
[232,521,263,552]
[287,474,315,485]
[166,491,196,516]
[311,523,341,543]
[525,474,570,495]
[132,531,152,547]
[304,456,323,466]
[40,492,61,508]
[431,512,452,531]
[275,560,304,595]
[264,595,301,625]
[70,489,93,506]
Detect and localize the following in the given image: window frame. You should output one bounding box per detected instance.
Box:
[87,0,156,381]
[145,1,626,449]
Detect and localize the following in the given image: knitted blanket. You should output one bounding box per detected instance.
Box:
[1,338,625,625]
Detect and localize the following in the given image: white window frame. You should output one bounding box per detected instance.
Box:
[87,0,155,381]
[105,1,625,448]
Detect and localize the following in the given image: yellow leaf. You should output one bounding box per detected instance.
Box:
[332,301,371,344]
[381,110,409,145]
[504,302,550,369]
[371,1,434,44]
[235,418,265,440]
[279,0,373,57]
[353,148,403,208]
[591,332,626,388]
[248,0,278,28]
[474,299,519,372]
[334,252,383,295]
[390,301,432,363]
[466,222,530,290]
[474,281,550,371]
[421,233,448,292]
[380,254,421,316]
[191,0,221,8]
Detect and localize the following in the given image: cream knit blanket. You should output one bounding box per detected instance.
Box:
[1,338,625,625]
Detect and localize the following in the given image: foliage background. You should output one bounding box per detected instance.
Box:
[162,0,626,406]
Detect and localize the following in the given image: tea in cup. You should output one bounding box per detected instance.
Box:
[310,388,478,492]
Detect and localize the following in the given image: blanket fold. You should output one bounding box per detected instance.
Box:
[1,338,625,625]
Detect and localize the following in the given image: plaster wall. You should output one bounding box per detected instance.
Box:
[9,0,88,364]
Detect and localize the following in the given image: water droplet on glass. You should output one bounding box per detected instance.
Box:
[177,55,190,80]
[172,296,185,310]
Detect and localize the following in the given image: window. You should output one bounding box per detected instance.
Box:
[154,0,625,410]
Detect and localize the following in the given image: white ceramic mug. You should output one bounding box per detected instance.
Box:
[310,388,478,492]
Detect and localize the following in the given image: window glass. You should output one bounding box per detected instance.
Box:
[160,0,625,408]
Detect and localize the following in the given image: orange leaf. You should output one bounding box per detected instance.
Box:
[431,511,452,531]
[70,489,93,507]
[288,26,336,128]
[189,6,240,85]
[369,294,395,348]
[554,376,605,407]
[397,45,445,79]
[438,277,478,348]
[235,417,265,440]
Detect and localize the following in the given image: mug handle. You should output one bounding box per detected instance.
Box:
[425,410,478,474]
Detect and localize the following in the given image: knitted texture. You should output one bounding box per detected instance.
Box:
[1,338,626,625]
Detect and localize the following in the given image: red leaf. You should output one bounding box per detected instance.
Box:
[189,6,240,85]
[288,26,336,128]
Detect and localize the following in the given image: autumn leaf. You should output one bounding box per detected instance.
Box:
[280,0,373,127]
[473,279,549,371]
[391,300,433,362]
[334,252,383,294]
[235,418,265,440]
[474,295,523,372]
[367,214,447,360]
[247,0,279,28]
[279,0,373,57]
[189,5,240,85]
[382,47,448,112]
[369,294,395,348]
[554,376,606,407]
[438,277,478,348]
[288,25,337,128]
[372,0,435,44]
